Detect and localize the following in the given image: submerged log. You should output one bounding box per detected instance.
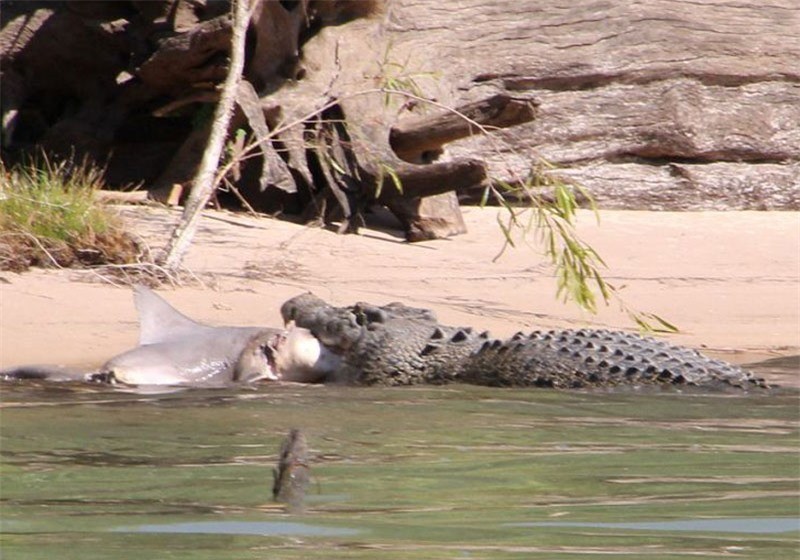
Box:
[272,428,310,513]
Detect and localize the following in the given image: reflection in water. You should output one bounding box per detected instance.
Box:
[510,517,800,534]
[112,520,361,537]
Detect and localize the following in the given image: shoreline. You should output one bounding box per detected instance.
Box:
[1,207,797,386]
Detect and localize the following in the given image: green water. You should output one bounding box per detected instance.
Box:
[1,382,798,559]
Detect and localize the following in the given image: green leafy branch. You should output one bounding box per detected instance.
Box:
[489,163,677,333]
[375,163,403,198]
[377,42,439,108]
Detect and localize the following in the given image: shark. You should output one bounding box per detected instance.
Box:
[1,286,340,388]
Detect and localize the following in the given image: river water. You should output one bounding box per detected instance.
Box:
[1,379,798,559]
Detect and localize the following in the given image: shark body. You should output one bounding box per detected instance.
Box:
[2,286,338,388]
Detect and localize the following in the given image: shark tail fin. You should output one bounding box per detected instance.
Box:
[1,365,89,382]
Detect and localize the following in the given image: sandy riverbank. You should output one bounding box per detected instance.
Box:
[1,206,797,386]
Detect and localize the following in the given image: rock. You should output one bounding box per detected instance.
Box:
[385,0,799,209]
[2,0,796,242]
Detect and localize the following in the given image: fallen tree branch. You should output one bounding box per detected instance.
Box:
[375,159,487,201]
[389,94,538,161]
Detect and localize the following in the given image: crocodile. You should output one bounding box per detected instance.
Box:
[280,293,768,390]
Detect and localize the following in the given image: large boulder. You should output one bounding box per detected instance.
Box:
[2,0,796,241]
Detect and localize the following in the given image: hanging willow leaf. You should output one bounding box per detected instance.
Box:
[483,159,677,332]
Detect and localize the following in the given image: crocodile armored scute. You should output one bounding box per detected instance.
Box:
[459,329,765,389]
[280,294,767,390]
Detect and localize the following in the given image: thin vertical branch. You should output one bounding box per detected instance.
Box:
[161,0,251,270]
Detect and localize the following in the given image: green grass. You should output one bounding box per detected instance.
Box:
[0,158,141,270]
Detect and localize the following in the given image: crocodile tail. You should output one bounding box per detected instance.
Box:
[461,329,768,390]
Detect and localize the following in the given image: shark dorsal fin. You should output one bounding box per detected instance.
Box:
[134,285,208,345]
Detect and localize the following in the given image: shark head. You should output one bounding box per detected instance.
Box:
[234,330,283,383]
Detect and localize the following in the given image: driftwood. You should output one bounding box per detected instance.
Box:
[0,0,536,241]
[94,190,150,204]
[137,14,232,93]
[389,94,538,163]
[234,80,296,194]
[386,191,469,242]
[2,0,796,249]
[247,0,309,89]
[272,428,310,514]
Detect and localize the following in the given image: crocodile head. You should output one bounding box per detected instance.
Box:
[280,293,364,350]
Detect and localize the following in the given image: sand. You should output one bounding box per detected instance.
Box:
[1,206,798,385]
